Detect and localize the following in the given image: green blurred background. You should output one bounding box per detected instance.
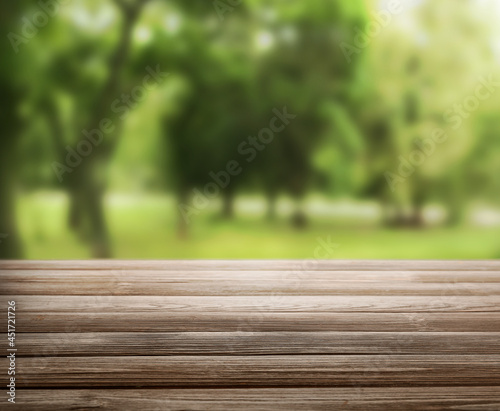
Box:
[1,0,500,259]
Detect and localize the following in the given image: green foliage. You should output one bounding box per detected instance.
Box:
[2,0,500,258]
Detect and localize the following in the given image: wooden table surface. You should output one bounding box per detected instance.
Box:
[1,260,499,410]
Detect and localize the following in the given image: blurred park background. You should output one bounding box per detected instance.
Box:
[1,0,500,259]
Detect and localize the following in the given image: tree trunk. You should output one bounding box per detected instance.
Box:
[383,205,425,228]
[445,174,465,227]
[222,191,234,219]
[0,173,23,259]
[67,188,84,233]
[291,200,308,229]
[85,186,111,258]
[177,187,190,240]
[266,191,277,221]
[50,3,145,257]
[0,76,23,258]
[66,161,112,258]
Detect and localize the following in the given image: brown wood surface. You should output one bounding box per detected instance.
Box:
[5,387,500,411]
[0,260,499,410]
[14,332,500,356]
[6,312,500,332]
[2,259,500,270]
[4,355,500,388]
[4,294,500,312]
[2,270,500,295]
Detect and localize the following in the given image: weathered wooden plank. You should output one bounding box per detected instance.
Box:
[7,387,500,411]
[7,312,500,332]
[3,269,500,282]
[3,281,499,296]
[5,355,500,388]
[3,295,499,313]
[2,260,500,271]
[0,260,498,409]
[15,332,500,356]
[2,272,499,295]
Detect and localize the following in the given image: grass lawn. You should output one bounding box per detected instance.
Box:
[16,191,500,260]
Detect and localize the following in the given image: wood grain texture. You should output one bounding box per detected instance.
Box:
[3,295,499,313]
[4,355,500,388]
[7,312,500,333]
[15,332,500,356]
[2,259,500,270]
[2,260,499,409]
[4,269,500,282]
[6,388,500,411]
[2,271,500,295]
